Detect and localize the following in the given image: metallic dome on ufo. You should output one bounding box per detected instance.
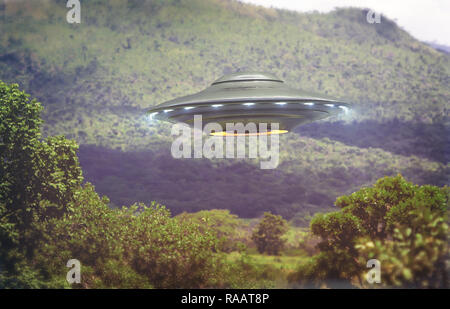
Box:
[147,72,351,135]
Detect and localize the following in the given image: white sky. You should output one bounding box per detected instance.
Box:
[239,0,450,46]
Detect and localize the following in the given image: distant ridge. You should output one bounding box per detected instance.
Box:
[425,41,450,54]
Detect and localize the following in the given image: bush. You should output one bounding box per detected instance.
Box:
[123,203,224,288]
[38,185,228,288]
[252,212,288,255]
[289,175,448,288]
[176,209,250,252]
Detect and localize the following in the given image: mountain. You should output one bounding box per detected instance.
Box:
[0,0,448,220]
[426,42,450,54]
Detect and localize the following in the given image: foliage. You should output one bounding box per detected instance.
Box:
[0,81,82,287]
[123,203,223,288]
[252,212,288,255]
[176,209,250,252]
[289,175,449,288]
[35,183,127,288]
[0,81,226,288]
[221,250,283,288]
[356,203,448,288]
[36,184,230,288]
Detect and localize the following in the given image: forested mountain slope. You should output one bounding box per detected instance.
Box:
[1,0,448,219]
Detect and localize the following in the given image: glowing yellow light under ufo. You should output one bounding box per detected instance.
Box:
[210,130,288,137]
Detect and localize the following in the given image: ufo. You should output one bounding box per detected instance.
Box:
[147,72,351,136]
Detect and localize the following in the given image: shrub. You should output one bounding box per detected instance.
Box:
[289,175,448,288]
[252,212,288,255]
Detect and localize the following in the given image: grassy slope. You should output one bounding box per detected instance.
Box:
[0,0,448,218]
[1,1,448,130]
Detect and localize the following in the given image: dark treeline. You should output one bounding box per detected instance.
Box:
[78,140,448,220]
[78,145,332,219]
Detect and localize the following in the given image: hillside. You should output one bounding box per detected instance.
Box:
[0,0,448,219]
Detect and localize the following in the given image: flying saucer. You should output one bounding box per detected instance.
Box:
[147,72,351,135]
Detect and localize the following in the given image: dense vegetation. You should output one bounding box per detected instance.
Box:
[288,175,449,288]
[252,212,288,255]
[0,0,448,220]
[1,81,448,288]
[0,81,260,288]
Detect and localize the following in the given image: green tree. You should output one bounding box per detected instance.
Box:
[0,81,82,287]
[37,184,152,288]
[356,201,448,288]
[252,212,288,255]
[289,175,448,288]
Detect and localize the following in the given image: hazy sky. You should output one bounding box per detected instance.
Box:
[239,0,450,46]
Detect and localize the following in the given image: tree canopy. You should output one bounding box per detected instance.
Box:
[289,175,449,288]
[252,212,288,255]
